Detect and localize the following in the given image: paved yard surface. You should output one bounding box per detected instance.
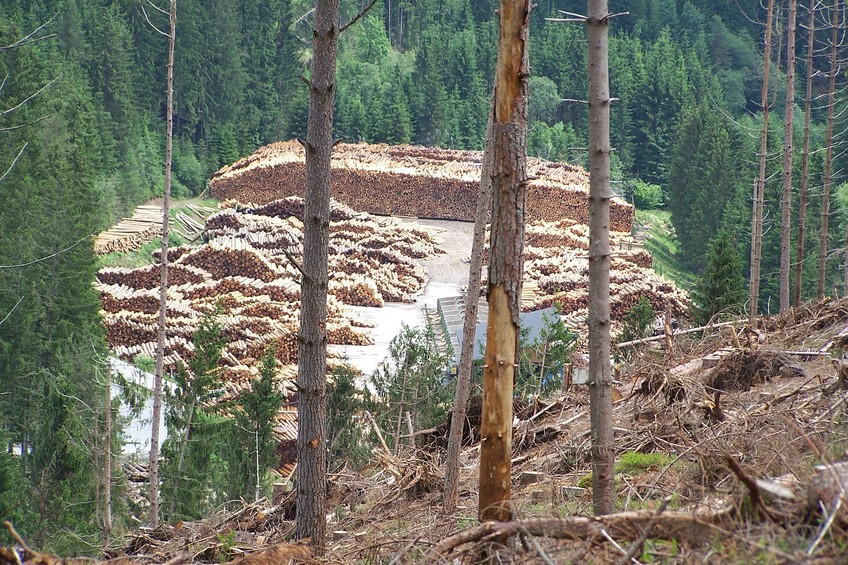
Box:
[328,218,474,377]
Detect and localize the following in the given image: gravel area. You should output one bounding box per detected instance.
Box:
[328,218,474,377]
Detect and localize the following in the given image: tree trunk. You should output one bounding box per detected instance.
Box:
[796,0,816,305]
[781,0,797,311]
[478,0,529,524]
[443,104,494,514]
[149,0,176,529]
[587,0,614,516]
[294,0,339,552]
[750,0,775,323]
[818,0,839,300]
[169,395,196,519]
[103,364,112,549]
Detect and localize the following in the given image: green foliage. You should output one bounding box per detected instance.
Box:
[371,325,450,452]
[627,179,666,210]
[616,451,674,474]
[529,75,561,125]
[517,308,577,399]
[161,311,228,522]
[666,101,751,272]
[619,297,657,343]
[692,229,747,324]
[227,346,285,501]
[327,363,373,469]
[0,435,36,544]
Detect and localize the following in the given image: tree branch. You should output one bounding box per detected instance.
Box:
[141,2,170,37]
[0,115,51,132]
[0,14,57,50]
[340,0,380,33]
[0,143,27,184]
[0,232,94,269]
[0,297,23,328]
[0,76,59,118]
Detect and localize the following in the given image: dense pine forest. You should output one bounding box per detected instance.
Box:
[1,0,847,552]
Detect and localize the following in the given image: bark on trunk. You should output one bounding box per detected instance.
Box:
[750,0,775,323]
[796,0,816,305]
[103,365,112,549]
[443,104,494,513]
[780,0,797,311]
[478,0,529,524]
[294,0,339,553]
[819,0,839,299]
[587,0,614,516]
[149,0,176,528]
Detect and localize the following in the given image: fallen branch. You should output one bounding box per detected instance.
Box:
[614,496,672,565]
[422,509,734,562]
[723,453,779,523]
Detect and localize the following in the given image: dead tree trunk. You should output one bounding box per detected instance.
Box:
[796,0,816,305]
[294,0,339,553]
[781,0,797,311]
[751,0,775,323]
[478,0,529,524]
[587,0,614,516]
[443,104,494,514]
[103,365,112,549]
[149,0,176,529]
[819,0,839,299]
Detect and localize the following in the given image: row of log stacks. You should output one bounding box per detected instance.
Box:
[474,219,689,337]
[209,141,634,232]
[97,197,442,378]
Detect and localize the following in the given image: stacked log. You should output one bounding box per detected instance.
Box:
[472,218,690,337]
[97,264,210,289]
[209,141,634,231]
[176,240,284,282]
[94,204,166,255]
[97,198,443,376]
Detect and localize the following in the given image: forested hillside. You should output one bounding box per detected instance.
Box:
[1,0,846,552]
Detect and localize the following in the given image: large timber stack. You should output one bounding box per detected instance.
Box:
[209,142,634,232]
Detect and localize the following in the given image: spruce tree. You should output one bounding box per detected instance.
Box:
[692,229,747,323]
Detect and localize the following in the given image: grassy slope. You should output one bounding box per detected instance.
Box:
[634,209,697,290]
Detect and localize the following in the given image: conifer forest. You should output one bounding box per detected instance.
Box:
[2,0,848,562]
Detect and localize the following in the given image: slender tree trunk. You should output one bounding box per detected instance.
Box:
[103,365,112,549]
[478,0,529,524]
[255,429,261,503]
[149,0,176,528]
[169,396,196,519]
[819,0,839,299]
[295,0,339,552]
[587,0,614,516]
[443,106,494,513]
[393,361,408,456]
[796,0,816,305]
[750,0,775,323]
[781,0,797,311]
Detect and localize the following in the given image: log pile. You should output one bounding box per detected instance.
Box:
[209,141,634,232]
[94,203,165,255]
[479,219,689,336]
[98,263,210,289]
[96,197,442,396]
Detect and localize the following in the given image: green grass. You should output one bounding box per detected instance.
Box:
[97,233,189,269]
[634,209,697,290]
